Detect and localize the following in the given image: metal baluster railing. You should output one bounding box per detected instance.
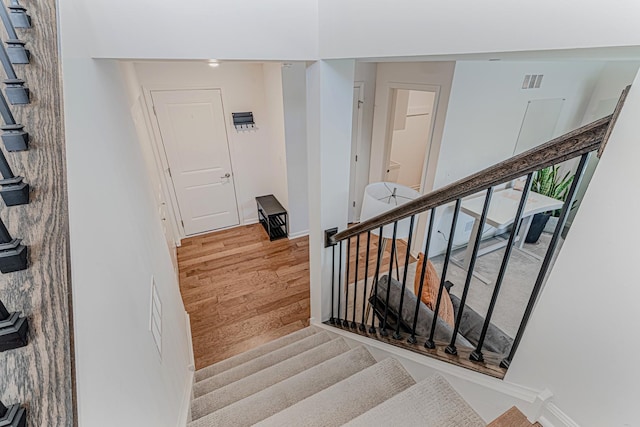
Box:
[360,231,370,331]
[409,209,435,344]
[0,146,28,205]
[369,226,384,333]
[0,399,27,426]
[330,243,336,324]
[501,154,589,368]
[7,0,30,29]
[351,234,360,328]
[0,298,28,352]
[426,199,461,349]
[0,216,27,273]
[0,89,28,151]
[470,174,532,362]
[0,2,29,64]
[446,188,493,356]
[343,237,351,327]
[0,37,28,104]
[393,215,415,339]
[380,221,398,336]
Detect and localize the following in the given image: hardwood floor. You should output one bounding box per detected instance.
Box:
[178,224,310,370]
[177,223,416,370]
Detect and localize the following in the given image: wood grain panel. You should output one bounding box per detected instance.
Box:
[0,1,74,426]
[178,224,310,370]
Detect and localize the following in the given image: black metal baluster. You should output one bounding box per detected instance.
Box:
[446,188,493,356]
[409,209,436,344]
[501,154,589,368]
[0,148,28,206]
[0,36,28,105]
[380,221,398,337]
[0,89,28,151]
[471,174,533,362]
[337,240,343,325]
[0,399,26,425]
[343,237,351,327]
[0,216,27,273]
[369,227,384,333]
[8,0,30,29]
[351,234,360,328]
[393,215,416,339]
[0,2,29,64]
[0,298,28,352]
[360,231,371,331]
[330,244,336,324]
[426,199,462,349]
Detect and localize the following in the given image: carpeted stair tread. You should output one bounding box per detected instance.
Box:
[193,331,331,398]
[194,326,318,382]
[188,346,376,427]
[254,357,416,427]
[344,374,486,427]
[191,337,351,420]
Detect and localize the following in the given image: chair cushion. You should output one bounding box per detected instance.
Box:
[375,275,472,348]
[414,254,455,327]
[449,293,513,356]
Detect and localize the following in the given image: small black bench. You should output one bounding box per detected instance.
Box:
[256,195,288,241]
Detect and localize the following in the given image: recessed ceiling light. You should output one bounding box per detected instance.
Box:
[208,60,220,68]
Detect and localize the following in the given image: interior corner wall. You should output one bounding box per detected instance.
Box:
[61,59,192,426]
[281,63,310,237]
[133,61,290,230]
[262,62,290,215]
[504,76,640,427]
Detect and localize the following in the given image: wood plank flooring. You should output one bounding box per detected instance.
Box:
[178,224,310,370]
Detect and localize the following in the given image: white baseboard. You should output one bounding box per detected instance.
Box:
[177,369,194,426]
[289,229,309,239]
[539,402,580,427]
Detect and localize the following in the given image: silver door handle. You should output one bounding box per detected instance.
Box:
[221,173,231,179]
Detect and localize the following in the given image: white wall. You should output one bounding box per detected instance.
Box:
[428,60,608,255]
[505,75,640,427]
[389,90,435,189]
[72,0,318,60]
[133,61,290,231]
[307,60,355,321]
[60,1,193,425]
[319,0,640,59]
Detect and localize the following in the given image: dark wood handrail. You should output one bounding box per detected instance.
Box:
[333,114,612,243]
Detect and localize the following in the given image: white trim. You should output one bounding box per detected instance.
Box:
[185,311,195,368]
[177,370,194,427]
[289,229,309,239]
[539,402,581,427]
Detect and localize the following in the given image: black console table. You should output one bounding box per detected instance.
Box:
[256,195,288,241]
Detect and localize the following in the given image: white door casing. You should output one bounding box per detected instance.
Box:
[151,89,239,236]
[349,84,366,223]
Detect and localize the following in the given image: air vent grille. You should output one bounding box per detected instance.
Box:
[522,74,544,89]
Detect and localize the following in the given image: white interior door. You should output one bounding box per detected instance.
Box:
[152,89,239,236]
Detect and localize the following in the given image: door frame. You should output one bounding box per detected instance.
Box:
[142,85,243,242]
[382,83,441,256]
[349,82,366,223]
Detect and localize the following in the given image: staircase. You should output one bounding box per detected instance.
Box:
[187,326,487,426]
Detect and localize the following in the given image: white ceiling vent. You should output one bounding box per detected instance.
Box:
[522,74,544,89]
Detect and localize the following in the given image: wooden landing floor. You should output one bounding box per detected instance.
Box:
[177,223,414,370]
[178,224,311,370]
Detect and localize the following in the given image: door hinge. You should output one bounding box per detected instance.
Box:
[152,105,157,116]
[357,100,363,109]
[355,155,358,162]
[167,167,172,178]
[181,220,184,228]
[353,201,356,207]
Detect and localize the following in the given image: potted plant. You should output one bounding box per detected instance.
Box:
[525,165,574,243]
